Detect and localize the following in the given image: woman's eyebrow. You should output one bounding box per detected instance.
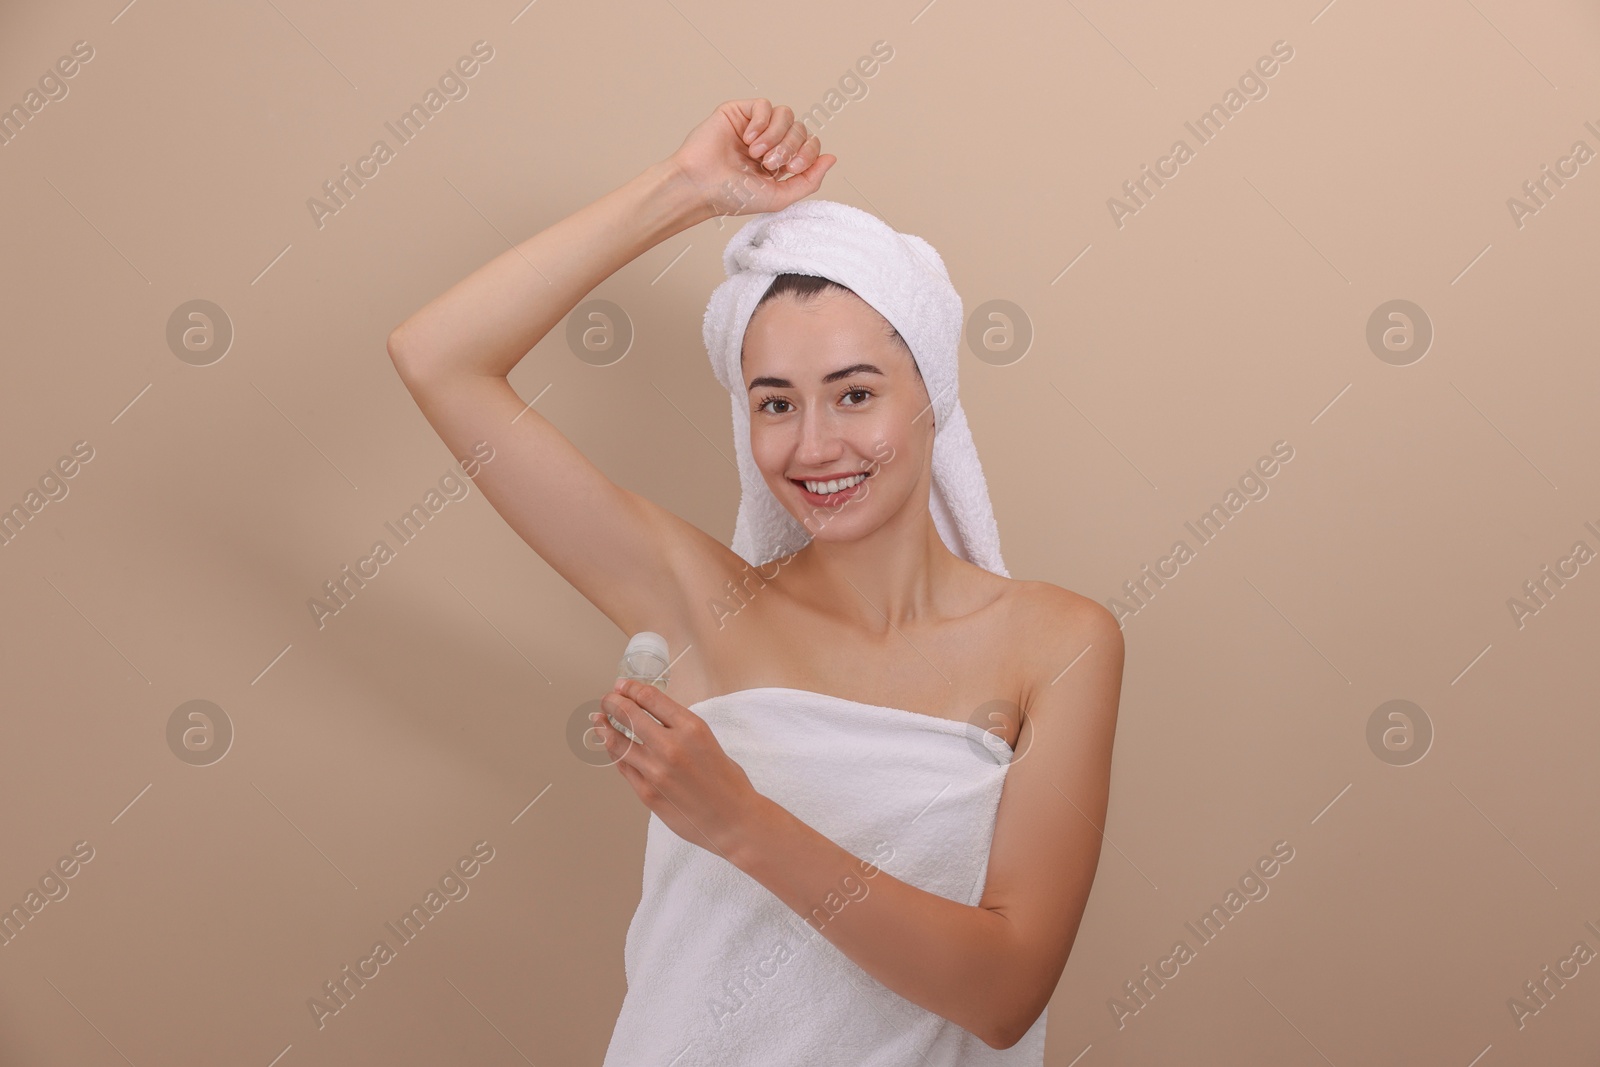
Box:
[747,363,885,391]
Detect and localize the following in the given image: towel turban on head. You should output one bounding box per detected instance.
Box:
[702,198,1009,578]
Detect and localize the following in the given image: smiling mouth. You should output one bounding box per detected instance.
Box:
[790,469,873,499]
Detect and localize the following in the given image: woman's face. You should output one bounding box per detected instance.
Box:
[740,289,934,543]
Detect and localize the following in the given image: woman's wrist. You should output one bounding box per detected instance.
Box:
[720,790,783,874]
[630,157,715,241]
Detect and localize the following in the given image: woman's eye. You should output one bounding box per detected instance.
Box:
[758,390,869,415]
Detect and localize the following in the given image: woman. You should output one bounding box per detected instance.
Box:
[387,98,1124,1063]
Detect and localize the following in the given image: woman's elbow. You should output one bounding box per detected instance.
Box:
[386,327,418,377]
[385,328,449,390]
[983,1002,1045,1051]
[982,1021,1023,1052]
[983,1028,1018,1052]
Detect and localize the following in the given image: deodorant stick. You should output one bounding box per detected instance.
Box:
[609,631,671,743]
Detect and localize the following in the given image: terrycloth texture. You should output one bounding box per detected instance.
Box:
[702,199,1010,578]
[601,687,1047,1066]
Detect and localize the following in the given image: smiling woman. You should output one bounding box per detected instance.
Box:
[385,96,1122,1065]
[740,280,930,533]
[745,273,922,510]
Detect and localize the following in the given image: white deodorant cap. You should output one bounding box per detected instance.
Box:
[625,631,669,666]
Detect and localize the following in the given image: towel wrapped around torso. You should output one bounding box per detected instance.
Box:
[601,686,1048,1066]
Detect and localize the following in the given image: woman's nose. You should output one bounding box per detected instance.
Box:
[795,409,843,464]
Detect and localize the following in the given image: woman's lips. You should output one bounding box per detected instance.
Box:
[791,470,872,506]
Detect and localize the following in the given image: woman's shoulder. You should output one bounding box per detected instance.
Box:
[985,578,1123,736]
[996,575,1121,641]
[994,577,1124,698]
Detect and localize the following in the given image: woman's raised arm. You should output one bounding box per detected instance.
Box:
[386,160,697,382]
[384,100,835,639]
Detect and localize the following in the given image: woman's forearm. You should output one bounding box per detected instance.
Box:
[726,794,1028,1050]
[387,159,710,381]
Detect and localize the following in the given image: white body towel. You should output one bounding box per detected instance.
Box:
[602,687,1047,1066]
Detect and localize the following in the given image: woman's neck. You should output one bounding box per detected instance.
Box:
[779,519,982,632]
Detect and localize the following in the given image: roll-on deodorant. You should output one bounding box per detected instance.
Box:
[609,631,670,743]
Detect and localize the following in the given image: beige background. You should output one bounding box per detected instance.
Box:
[2,0,1597,1063]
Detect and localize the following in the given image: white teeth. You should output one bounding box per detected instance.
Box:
[803,472,867,495]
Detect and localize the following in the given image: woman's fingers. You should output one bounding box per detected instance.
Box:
[664,98,832,219]
[610,679,685,728]
[783,133,822,173]
[748,103,795,163]
[599,696,654,747]
[762,118,810,172]
[796,152,836,187]
[743,98,772,145]
[601,680,687,751]
[767,152,835,209]
[746,101,785,151]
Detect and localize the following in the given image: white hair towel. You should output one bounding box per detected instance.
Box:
[701,199,1010,578]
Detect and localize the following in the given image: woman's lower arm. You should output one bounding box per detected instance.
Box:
[387,159,709,381]
[726,795,1027,1049]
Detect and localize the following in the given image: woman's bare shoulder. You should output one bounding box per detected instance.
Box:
[998,578,1124,702]
[1000,576,1118,635]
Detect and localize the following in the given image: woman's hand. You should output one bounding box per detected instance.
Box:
[591,677,766,859]
[663,98,837,222]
